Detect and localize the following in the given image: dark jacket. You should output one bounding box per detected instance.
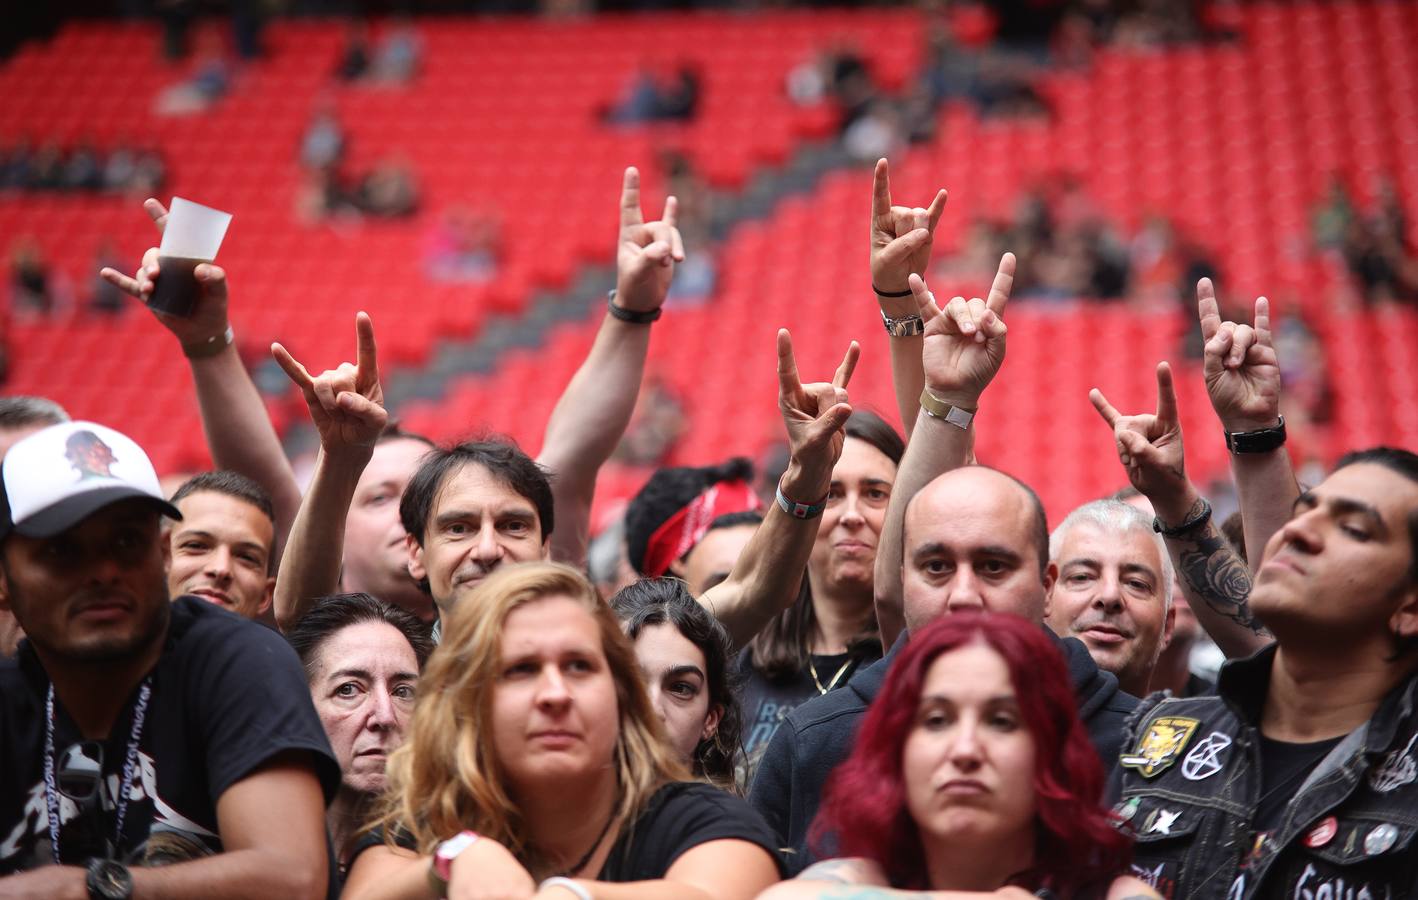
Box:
[1116,644,1418,900]
[748,628,1137,874]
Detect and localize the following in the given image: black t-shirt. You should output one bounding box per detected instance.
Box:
[353,781,783,880]
[0,597,340,877]
[1252,735,1343,836]
[736,644,881,775]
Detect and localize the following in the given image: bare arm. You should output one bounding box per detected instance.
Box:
[1089,363,1270,659]
[270,313,389,631]
[868,159,947,436]
[700,332,857,649]
[1196,280,1300,564]
[876,259,1015,649]
[0,754,330,900]
[100,200,302,548]
[538,840,780,900]
[538,167,683,568]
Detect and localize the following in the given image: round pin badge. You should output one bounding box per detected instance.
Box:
[1364,823,1399,856]
[1303,816,1338,848]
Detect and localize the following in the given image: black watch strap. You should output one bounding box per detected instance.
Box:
[87,859,133,900]
[1224,416,1286,453]
[606,290,662,324]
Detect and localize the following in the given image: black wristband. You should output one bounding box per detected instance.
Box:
[1154,498,1213,537]
[872,284,913,298]
[606,290,662,324]
[1225,416,1286,454]
[86,859,133,900]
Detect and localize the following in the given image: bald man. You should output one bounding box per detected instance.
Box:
[750,466,1138,872]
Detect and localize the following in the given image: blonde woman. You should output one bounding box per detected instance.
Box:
[343,562,782,900]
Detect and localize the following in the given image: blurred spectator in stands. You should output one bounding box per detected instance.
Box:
[920,20,982,103]
[424,205,501,282]
[297,165,359,224]
[1273,310,1334,430]
[355,157,419,218]
[1130,214,1184,305]
[300,99,347,171]
[659,149,716,303]
[155,33,232,116]
[1310,173,1356,251]
[8,237,66,317]
[370,16,423,85]
[1337,176,1417,305]
[1112,0,1202,48]
[608,63,700,124]
[0,140,32,190]
[27,141,63,191]
[613,377,687,468]
[336,20,372,82]
[90,239,128,315]
[842,99,905,164]
[129,145,167,196]
[60,138,103,191]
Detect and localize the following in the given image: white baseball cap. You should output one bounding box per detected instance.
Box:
[0,421,181,540]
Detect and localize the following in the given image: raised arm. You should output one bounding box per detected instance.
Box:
[1197,279,1299,564]
[100,199,302,550]
[699,331,857,649]
[874,257,1014,649]
[270,313,389,631]
[537,167,683,568]
[869,158,948,436]
[1089,363,1271,659]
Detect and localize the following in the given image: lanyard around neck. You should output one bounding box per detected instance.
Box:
[43,676,153,866]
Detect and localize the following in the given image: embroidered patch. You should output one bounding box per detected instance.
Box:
[1368,732,1418,793]
[1116,796,1141,822]
[1121,716,1200,778]
[1181,731,1232,781]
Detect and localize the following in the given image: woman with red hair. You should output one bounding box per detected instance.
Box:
[759,612,1158,900]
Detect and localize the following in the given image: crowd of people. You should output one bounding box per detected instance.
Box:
[0,140,166,197]
[0,153,1416,900]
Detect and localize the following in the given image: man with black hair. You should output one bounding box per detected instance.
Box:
[0,421,338,897]
[1116,447,1418,899]
[168,471,277,621]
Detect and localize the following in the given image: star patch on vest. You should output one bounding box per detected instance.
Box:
[1121,716,1201,778]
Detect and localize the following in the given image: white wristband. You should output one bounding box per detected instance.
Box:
[538,877,593,900]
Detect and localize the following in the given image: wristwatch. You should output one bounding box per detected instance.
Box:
[1224,416,1286,453]
[428,831,479,896]
[880,309,924,336]
[86,859,133,900]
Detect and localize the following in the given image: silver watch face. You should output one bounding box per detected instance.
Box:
[882,313,924,336]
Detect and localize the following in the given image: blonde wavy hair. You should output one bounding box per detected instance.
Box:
[373,562,688,868]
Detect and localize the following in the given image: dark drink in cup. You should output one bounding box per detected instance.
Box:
[148,256,205,317]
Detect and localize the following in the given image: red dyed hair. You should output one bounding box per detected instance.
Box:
[812,612,1131,897]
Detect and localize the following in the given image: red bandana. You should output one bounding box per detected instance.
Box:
[641,479,761,577]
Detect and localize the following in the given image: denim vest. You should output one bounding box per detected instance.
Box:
[1115,645,1418,900]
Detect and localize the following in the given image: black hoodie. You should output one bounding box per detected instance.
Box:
[747,628,1138,875]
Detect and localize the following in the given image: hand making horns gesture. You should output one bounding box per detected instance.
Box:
[777,330,860,493]
[1197,277,1282,433]
[1090,362,1188,501]
[614,166,686,315]
[271,312,388,453]
[910,252,1015,410]
[869,158,948,296]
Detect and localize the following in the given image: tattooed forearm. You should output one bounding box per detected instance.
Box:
[1171,521,1270,639]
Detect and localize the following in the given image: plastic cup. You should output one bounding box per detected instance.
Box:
[150,197,233,317]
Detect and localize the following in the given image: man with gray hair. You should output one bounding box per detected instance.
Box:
[0,397,68,656]
[1045,498,1175,697]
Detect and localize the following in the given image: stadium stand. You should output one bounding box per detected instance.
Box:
[1,2,1415,525]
